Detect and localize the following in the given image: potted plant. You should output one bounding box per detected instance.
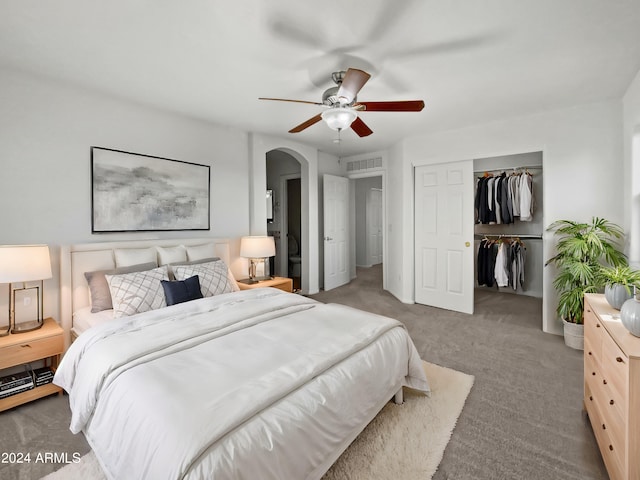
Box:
[546,217,627,349]
[599,264,640,309]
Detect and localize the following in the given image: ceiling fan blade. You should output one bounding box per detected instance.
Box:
[259,97,323,106]
[289,114,323,133]
[355,100,425,112]
[350,117,373,137]
[337,68,371,104]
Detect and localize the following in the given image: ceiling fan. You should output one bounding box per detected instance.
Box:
[259,68,424,137]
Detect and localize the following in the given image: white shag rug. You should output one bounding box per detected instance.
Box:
[43,361,473,480]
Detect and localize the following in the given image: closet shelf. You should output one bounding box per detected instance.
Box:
[474,233,542,239]
[473,164,542,174]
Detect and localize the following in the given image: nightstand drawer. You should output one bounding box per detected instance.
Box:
[0,335,63,370]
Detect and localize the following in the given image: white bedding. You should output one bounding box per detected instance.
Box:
[55,288,429,480]
[72,306,114,335]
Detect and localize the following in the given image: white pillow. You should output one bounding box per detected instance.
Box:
[173,260,239,297]
[105,266,169,318]
[185,243,217,261]
[114,247,158,268]
[157,245,187,265]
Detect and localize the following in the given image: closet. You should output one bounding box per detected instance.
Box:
[473,152,543,298]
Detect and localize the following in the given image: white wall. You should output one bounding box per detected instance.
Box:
[390,100,624,334]
[623,68,640,265]
[0,69,250,324]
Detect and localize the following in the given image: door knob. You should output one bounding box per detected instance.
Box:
[465,242,470,247]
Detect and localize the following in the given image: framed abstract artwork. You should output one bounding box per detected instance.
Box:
[91,147,210,232]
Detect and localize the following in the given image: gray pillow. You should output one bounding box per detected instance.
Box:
[167,257,220,280]
[84,262,157,313]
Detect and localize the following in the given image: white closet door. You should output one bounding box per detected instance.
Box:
[414,161,474,314]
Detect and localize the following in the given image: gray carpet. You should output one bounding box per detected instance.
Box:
[0,265,607,480]
[311,265,607,480]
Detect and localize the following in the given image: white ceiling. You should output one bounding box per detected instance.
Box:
[2,0,640,157]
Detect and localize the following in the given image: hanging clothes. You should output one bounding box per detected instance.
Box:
[475,170,535,224]
[519,172,534,221]
[477,237,527,291]
[477,238,498,287]
[494,241,509,287]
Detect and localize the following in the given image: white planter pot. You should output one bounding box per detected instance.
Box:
[562,318,584,350]
[604,284,633,310]
[620,296,640,337]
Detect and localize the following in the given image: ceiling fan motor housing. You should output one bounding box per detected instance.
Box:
[323,87,356,106]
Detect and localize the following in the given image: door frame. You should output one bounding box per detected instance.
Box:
[366,187,383,266]
[279,173,301,278]
[347,171,387,290]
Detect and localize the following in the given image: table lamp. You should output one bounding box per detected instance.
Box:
[0,245,52,334]
[240,236,275,283]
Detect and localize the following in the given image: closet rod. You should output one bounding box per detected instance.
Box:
[473,164,542,174]
[474,233,542,239]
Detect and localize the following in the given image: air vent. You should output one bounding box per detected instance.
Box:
[346,157,383,172]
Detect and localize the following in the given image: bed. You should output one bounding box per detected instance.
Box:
[56,238,429,480]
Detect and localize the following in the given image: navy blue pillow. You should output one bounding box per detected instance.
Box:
[161,275,203,306]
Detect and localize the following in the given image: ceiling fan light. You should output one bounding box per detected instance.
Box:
[321,108,357,131]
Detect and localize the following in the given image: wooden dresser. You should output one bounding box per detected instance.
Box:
[583,294,640,480]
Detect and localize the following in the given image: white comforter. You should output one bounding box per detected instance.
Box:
[55,288,429,480]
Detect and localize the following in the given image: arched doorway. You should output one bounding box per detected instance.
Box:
[249,134,319,295]
[266,150,302,290]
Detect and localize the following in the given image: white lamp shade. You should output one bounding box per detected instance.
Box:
[240,236,275,258]
[0,245,52,283]
[321,108,357,131]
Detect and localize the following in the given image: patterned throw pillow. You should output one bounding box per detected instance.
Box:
[84,262,158,313]
[105,266,169,318]
[173,260,237,297]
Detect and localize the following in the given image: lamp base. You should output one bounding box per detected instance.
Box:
[11,319,44,334]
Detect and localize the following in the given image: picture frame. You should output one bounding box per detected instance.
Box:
[91,147,210,232]
[266,189,274,223]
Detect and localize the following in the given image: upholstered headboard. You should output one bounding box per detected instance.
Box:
[59,237,234,349]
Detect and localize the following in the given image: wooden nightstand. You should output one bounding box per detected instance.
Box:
[237,276,293,293]
[0,317,63,412]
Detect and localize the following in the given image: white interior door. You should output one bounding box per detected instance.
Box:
[324,174,350,290]
[414,161,474,314]
[367,188,383,265]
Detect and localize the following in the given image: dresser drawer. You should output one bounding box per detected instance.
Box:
[585,380,625,480]
[601,330,629,403]
[0,335,63,370]
[584,303,602,361]
[584,334,599,379]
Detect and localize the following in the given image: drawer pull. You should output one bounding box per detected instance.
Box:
[588,351,592,356]
[589,396,593,401]
[603,379,607,385]
[609,445,614,451]
[610,399,615,405]
[616,357,623,363]
[587,309,592,312]
[592,372,596,376]
[602,424,606,430]
[20,344,32,348]
[596,324,601,328]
